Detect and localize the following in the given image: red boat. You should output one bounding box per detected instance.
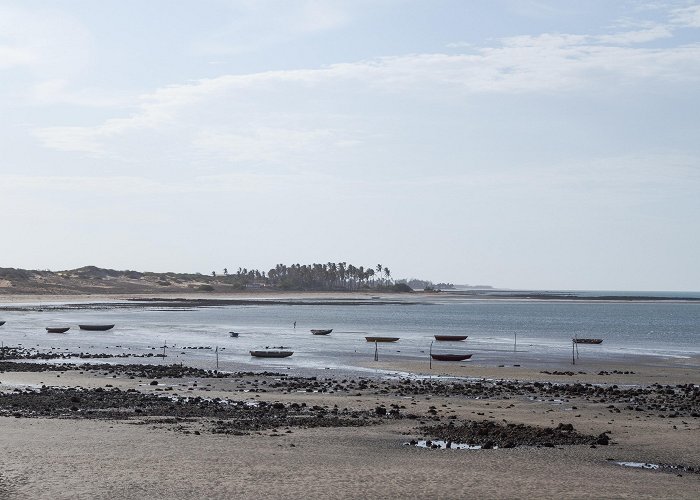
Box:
[573,338,603,344]
[365,336,399,342]
[430,353,473,361]
[434,335,468,341]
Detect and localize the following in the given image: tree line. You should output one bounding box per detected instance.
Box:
[212,262,401,291]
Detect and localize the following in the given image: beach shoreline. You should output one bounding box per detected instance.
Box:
[2,289,699,305]
[0,292,698,499]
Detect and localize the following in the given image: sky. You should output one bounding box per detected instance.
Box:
[1,0,699,291]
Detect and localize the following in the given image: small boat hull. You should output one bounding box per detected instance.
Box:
[46,327,70,333]
[78,324,115,331]
[573,338,603,344]
[229,331,239,337]
[311,329,333,335]
[431,353,473,361]
[434,335,468,341]
[365,336,400,342]
[250,350,293,358]
[0,321,5,326]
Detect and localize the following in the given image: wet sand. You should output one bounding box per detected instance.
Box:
[369,354,700,386]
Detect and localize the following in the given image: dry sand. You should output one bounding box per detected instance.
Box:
[1,417,697,500]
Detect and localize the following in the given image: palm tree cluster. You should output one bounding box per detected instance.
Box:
[217,262,393,291]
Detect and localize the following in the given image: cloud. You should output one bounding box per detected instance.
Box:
[29,79,132,107]
[32,16,700,164]
[33,126,108,155]
[0,45,36,70]
[0,4,115,108]
[192,0,352,56]
[595,25,673,44]
[192,127,346,164]
[671,4,700,27]
[0,4,90,76]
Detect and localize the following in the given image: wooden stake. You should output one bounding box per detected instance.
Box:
[429,340,433,370]
[374,341,378,361]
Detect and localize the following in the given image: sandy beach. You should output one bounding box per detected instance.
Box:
[1,359,698,499]
[0,293,698,499]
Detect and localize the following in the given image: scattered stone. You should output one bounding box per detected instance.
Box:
[418,420,606,448]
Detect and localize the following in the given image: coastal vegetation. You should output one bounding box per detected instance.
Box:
[219,262,395,291]
[0,263,416,294]
[397,279,455,290]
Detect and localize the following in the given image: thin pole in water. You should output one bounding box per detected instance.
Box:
[429,340,433,370]
[514,332,517,353]
[216,346,219,371]
[572,340,575,365]
[374,341,378,361]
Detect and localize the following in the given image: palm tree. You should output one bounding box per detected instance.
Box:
[328,262,337,288]
[367,268,375,286]
[338,262,347,288]
[384,267,391,284]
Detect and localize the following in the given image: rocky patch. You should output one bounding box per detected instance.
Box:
[0,386,385,435]
[417,420,609,448]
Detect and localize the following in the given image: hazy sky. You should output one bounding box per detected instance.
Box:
[1,1,699,290]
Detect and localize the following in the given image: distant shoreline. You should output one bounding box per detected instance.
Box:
[1,289,699,309]
[447,290,700,302]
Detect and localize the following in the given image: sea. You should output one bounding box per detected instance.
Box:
[1,290,698,376]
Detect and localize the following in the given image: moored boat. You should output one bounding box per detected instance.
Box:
[0,320,5,326]
[573,338,603,344]
[250,350,293,358]
[365,336,400,342]
[78,324,115,331]
[46,327,70,333]
[430,353,473,361]
[311,329,333,335]
[229,331,239,337]
[434,335,468,341]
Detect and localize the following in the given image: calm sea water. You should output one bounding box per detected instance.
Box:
[1,296,698,374]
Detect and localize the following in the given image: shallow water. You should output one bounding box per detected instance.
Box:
[406,440,483,450]
[0,297,698,374]
[613,461,660,470]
